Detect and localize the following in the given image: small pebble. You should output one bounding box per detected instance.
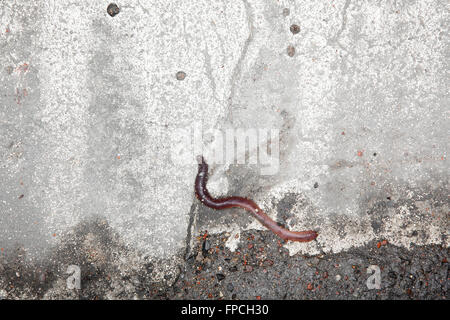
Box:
[216,273,225,281]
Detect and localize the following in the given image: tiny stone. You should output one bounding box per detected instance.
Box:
[202,240,211,254]
[227,283,234,292]
[282,8,290,16]
[335,274,341,281]
[314,182,319,188]
[195,252,204,262]
[216,273,226,281]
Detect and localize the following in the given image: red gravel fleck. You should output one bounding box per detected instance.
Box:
[307,283,313,290]
[377,242,381,248]
[442,258,448,263]
[357,150,364,157]
[381,239,388,246]
[248,244,253,249]
[323,272,328,279]
[256,296,261,300]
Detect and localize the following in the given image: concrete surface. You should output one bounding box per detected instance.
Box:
[0,1,448,299]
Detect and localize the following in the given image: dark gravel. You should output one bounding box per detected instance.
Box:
[168,230,448,300]
[0,226,447,300]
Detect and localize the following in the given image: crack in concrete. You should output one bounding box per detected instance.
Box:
[328,0,351,52]
[202,44,218,102]
[183,200,198,261]
[227,0,255,122]
[336,0,351,40]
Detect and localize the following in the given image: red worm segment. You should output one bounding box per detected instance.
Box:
[194,156,318,242]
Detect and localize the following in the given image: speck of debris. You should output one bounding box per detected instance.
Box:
[282,8,290,16]
[216,273,225,281]
[176,71,186,80]
[287,45,295,57]
[107,3,120,17]
[313,182,319,189]
[290,24,300,34]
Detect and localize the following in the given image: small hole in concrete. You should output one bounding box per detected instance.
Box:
[287,45,295,57]
[176,71,186,80]
[107,3,120,17]
[290,24,300,34]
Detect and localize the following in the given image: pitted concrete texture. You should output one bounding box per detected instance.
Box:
[192,0,448,256]
[1,0,249,265]
[0,0,448,296]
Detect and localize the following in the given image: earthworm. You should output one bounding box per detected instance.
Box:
[194,156,318,242]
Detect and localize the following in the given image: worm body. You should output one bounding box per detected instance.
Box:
[194,156,318,242]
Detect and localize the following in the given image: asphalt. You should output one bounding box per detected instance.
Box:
[0,1,448,299]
